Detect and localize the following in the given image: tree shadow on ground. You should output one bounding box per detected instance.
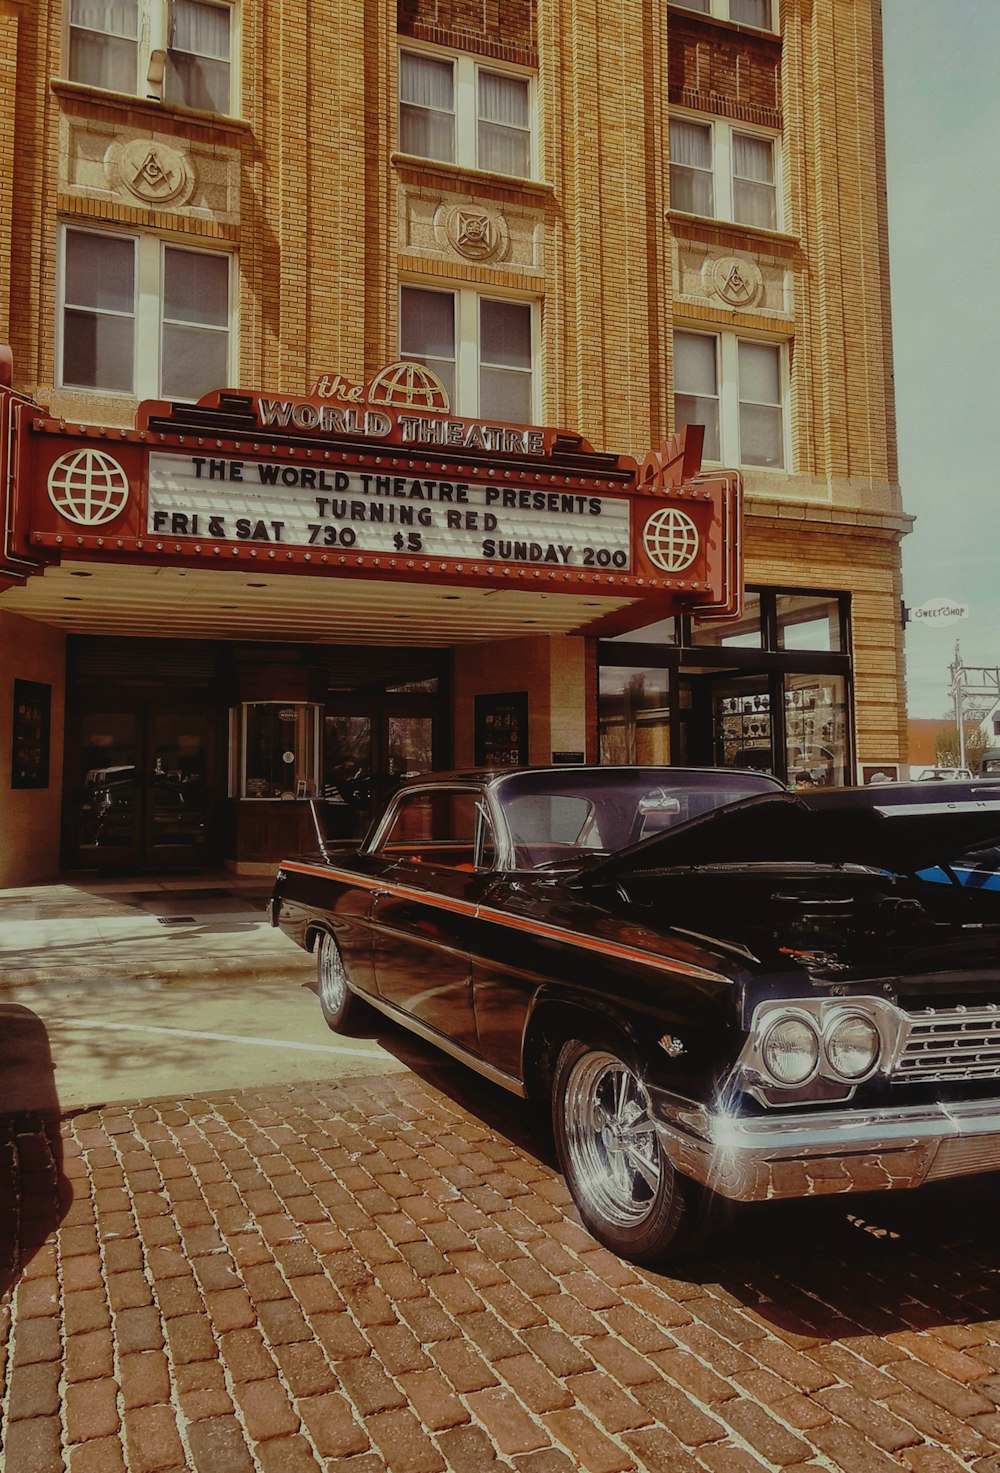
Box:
[0,1006,70,1304]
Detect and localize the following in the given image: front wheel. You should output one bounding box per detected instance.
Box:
[551,1039,698,1264]
[316,930,366,1032]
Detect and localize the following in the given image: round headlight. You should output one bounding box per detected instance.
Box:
[761,1015,820,1086]
[825,1012,880,1081]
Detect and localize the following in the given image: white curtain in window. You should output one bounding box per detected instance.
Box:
[732,135,775,229]
[733,134,773,184]
[676,332,717,397]
[400,52,453,109]
[478,73,530,176]
[738,341,780,403]
[671,120,712,169]
[173,0,230,60]
[70,0,137,36]
[479,72,529,129]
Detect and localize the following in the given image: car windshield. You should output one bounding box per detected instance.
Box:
[496,767,781,868]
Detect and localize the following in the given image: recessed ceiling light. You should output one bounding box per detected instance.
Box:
[247,582,267,588]
[69,570,93,578]
[63,596,84,602]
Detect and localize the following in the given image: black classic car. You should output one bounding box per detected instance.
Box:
[269,766,1000,1263]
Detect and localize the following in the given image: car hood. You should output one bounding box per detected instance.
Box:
[581,783,1000,883]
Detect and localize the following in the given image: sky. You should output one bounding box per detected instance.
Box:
[881,1,1000,719]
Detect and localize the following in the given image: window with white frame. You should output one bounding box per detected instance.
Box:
[674,329,786,469]
[398,48,534,179]
[68,0,234,113]
[60,227,232,401]
[400,286,536,422]
[670,0,777,30]
[670,115,779,230]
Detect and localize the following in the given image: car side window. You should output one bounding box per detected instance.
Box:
[375,789,491,870]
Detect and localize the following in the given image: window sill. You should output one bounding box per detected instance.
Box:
[666,210,799,252]
[666,7,781,45]
[392,152,556,198]
[51,78,252,135]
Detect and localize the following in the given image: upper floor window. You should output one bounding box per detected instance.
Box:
[68,0,234,114]
[670,116,779,230]
[674,329,786,470]
[671,0,777,30]
[398,48,534,179]
[400,285,535,423]
[60,226,232,401]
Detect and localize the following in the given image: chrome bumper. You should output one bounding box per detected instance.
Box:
[649,1092,1000,1202]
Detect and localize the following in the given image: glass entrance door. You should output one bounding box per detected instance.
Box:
[69,702,212,868]
[323,699,439,840]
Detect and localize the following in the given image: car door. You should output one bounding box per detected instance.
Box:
[369,786,494,1053]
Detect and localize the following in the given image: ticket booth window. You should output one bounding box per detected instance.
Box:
[235,702,320,800]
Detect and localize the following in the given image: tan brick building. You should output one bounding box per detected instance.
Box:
[0,0,907,882]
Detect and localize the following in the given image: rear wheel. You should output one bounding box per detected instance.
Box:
[551,1038,697,1264]
[316,930,365,1032]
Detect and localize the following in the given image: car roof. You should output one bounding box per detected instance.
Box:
[392,765,785,790]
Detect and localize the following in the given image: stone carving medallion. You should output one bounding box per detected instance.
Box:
[106,138,195,206]
[437,205,511,262]
[705,255,764,308]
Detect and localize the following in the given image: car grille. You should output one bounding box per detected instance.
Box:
[894,1005,1000,1083]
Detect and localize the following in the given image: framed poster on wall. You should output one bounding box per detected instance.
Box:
[12,679,51,789]
[475,692,528,768]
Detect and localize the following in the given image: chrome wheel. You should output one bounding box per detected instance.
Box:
[552,1038,696,1263]
[562,1049,661,1230]
[316,931,365,1032]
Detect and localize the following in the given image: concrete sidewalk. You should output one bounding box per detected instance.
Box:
[0,873,293,988]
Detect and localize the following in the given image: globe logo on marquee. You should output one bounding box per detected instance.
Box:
[367,361,451,413]
[642,507,700,573]
[47,449,130,527]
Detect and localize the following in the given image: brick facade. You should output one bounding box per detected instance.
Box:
[0,0,908,778]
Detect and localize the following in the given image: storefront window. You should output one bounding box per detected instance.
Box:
[599,668,671,765]
[690,593,762,648]
[238,703,320,800]
[776,594,844,652]
[714,678,773,773]
[784,675,848,788]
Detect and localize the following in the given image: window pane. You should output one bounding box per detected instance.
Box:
[675,333,719,460]
[479,123,531,177]
[243,704,318,800]
[733,134,776,228]
[479,73,530,174]
[479,71,529,128]
[401,287,455,360]
[676,332,717,396]
[163,249,229,327]
[63,232,135,393]
[63,310,134,391]
[691,591,762,647]
[400,288,456,402]
[172,0,230,59]
[65,231,135,312]
[165,0,231,110]
[480,367,532,423]
[776,595,844,652]
[739,404,783,467]
[71,0,138,35]
[69,29,138,91]
[400,52,453,108]
[738,340,779,402]
[480,300,531,370]
[670,120,714,215]
[730,0,770,26]
[785,674,848,789]
[598,668,671,767]
[161,323,229,398]
[399,53,455,161]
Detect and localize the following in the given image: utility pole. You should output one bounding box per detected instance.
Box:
[951,641,967,770]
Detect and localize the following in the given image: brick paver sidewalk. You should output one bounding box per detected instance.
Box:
[3,1070,1000,1473]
